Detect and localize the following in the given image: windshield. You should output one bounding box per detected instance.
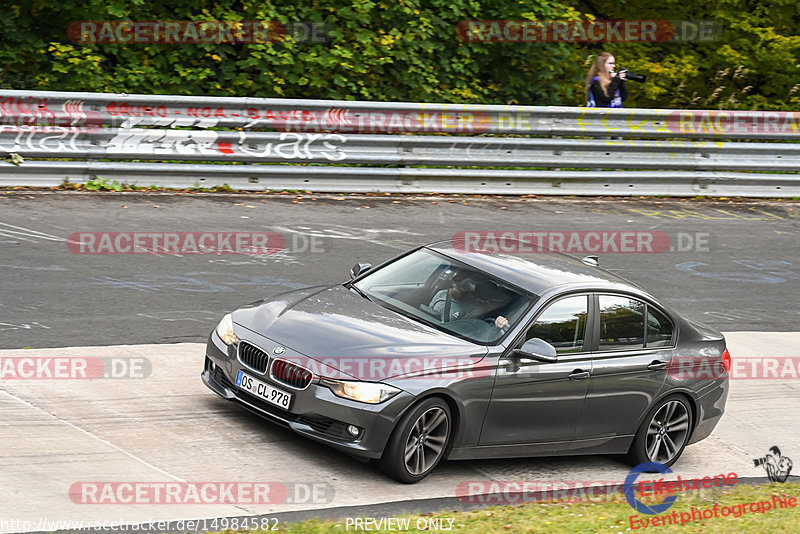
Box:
[353,248,533,344]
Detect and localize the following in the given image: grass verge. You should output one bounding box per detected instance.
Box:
[231,481,799,533]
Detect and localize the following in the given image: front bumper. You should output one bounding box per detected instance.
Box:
[202,331,413,459]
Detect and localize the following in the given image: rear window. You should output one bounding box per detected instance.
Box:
[598,294,674,351]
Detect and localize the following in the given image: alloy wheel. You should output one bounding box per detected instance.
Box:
[646,400,690,464]
[403,407,449,476]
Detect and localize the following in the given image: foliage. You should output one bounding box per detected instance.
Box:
[0,0,580,106]
[562,0,800,109]
[1,1,798,110]
[3,153,25,166]
[84,177,123,191]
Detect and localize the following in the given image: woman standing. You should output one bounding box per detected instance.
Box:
[586,52,628,107]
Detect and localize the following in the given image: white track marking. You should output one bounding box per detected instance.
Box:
[0,222,64,242]
[0,388,186,482]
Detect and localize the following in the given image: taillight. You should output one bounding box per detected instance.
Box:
[721,349,731,373]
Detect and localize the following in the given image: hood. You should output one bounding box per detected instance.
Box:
[231,285,488,380]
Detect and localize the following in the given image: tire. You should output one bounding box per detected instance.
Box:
[627,394,693,469]
[380,397,451,483]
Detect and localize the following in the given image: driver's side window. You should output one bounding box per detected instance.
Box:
[525,295,588,354]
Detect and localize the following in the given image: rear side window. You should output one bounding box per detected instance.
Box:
[598,295,674,351]
[646,306,674,347]
[598,295,645,351]
[526,295,588,354]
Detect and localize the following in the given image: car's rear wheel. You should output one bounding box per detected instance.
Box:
[627,395,692,469]
[380,397,451,483]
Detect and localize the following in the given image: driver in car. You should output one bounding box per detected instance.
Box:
[428,278,510,330]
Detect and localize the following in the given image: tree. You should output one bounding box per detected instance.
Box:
[0,0,583,105]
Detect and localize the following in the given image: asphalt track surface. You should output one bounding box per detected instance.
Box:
[1,335,798,533]
[1,191,799,349]
[1,191,799,532]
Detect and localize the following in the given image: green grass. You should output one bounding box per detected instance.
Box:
[233,482,799,533]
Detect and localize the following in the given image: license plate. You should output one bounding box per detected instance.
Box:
[236,370,293,410]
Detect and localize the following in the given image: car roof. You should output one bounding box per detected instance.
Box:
[426,237,645,297]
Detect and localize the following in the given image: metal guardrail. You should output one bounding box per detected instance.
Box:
[1,89,799,195]
[2,130,800,171]
[2,162,797,197]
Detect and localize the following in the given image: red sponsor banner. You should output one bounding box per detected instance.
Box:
[456,20,674,42]
[66,232,285,255]
[668,356,800,380]
[0,96,104,128]
[68,102,491,133]
[666,110,800,135]
[68,482,287,504]
[105,102,171,118]
[244,108,492,133]
[452,231,671,254]
[276,356,489,381]
[68,21,285,44]
[0,357,104,379]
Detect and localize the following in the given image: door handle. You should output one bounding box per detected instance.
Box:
[568,370,590,380]
[647,360,667,371]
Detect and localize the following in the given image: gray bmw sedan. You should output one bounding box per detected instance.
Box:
[202,239,729,483]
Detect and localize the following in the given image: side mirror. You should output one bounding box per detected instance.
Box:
[350,262,372,279]
[513,338,558,363]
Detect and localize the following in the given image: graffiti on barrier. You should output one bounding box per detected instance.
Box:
[103,130,348,160]
[0,98,104,152]
[244,107,493,134]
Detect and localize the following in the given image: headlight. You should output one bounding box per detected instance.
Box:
[215,313,239,345]
[321,379,401,404]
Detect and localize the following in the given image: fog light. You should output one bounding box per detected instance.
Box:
[346,424,361,437]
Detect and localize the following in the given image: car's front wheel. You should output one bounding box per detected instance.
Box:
[380,397,451,483]
[627,394,693,469]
